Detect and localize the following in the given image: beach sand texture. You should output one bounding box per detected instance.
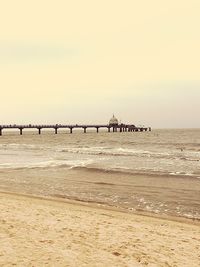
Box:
[0,192,199,267]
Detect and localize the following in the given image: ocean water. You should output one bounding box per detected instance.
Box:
[0,128,199,220]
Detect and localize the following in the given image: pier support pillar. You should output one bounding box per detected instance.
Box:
[83,127,87,133]
[96,127,99,133]
[120,127,122,132]
[108,127,110,132]
[19,128,23,135]
[70,128,73,134]
[55,128,58,134]
[0,128,2,136]
[149,127,151,131]
[38,128,41,135]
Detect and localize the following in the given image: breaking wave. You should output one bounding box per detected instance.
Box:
[59,146,200,162]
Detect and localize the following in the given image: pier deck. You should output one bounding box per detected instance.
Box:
[0,124,151,136]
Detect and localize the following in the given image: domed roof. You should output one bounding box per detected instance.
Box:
[109,115,119,125]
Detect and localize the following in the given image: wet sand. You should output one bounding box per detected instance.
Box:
[0,192,199,267]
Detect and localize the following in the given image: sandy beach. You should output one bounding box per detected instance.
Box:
[0,192,199,267]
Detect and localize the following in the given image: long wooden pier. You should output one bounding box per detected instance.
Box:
[0,124,151,136]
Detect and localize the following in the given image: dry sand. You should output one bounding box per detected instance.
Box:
[0,192,199,267]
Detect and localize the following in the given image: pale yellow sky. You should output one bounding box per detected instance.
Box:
[0,0,200,127]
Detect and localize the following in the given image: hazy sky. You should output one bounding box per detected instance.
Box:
[0,0,200,128]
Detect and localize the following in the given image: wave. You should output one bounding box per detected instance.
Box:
[72,166,200,179]
[0,143,50,151]
[59,146,200,162]
[0,158,199,180]
[1,143,199,162]
[59,146,164,157]
[0,163,199,185]
[0,159,94,170]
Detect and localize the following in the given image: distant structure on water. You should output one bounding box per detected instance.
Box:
[0,115,151,136]
[109,114,119,126]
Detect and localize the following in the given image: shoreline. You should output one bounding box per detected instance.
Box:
[1,189,200,226]
[0,191,200,266]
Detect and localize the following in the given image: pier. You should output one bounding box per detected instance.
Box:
[0,124,151,136]
[0,115,151,136]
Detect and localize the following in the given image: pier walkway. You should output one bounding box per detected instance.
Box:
[0,124,151,136]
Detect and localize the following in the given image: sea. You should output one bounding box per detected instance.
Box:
[0,128,199,220]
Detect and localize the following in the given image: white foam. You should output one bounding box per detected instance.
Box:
[0,158,94,170]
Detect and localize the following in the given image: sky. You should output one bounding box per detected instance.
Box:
[0,0,200,128]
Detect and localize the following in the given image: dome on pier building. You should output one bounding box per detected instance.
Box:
[109,115,119,126]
